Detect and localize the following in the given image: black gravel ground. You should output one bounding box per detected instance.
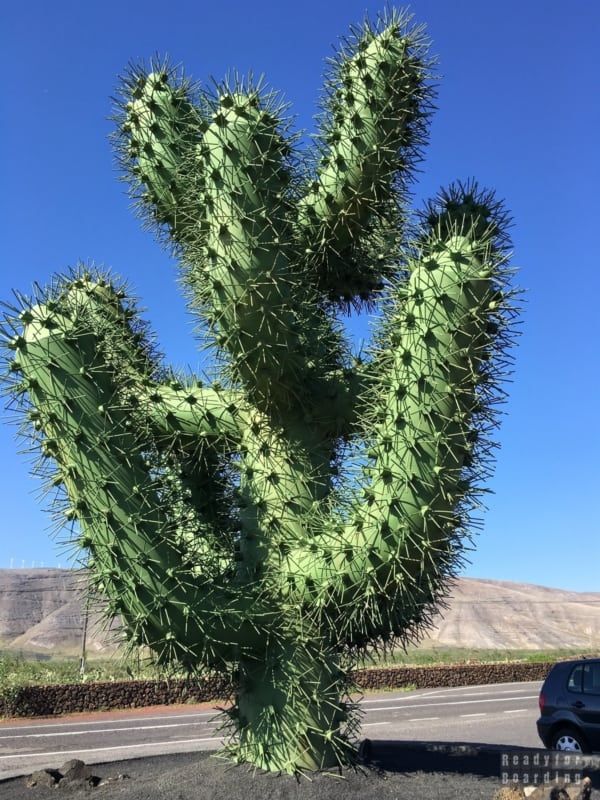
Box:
[1,742,599,800]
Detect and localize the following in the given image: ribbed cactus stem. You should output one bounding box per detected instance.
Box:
[279,205,509,649]
[236,414,332,581]
[121,68,205,238]
[232,640,352,772]
[295,12,430,301]
[10,280,273,666]
[137,383,242,441]
[187,91,347,414]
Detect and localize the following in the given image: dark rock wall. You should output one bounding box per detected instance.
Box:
[0,661,553,718]
[353,661,552,690]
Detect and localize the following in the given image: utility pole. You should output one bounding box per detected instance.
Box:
[79,568,90,679]
[79,602,89,679]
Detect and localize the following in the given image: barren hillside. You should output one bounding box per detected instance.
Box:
[0,569,598,657]
[420,577,600,650]
[0,569,120,657]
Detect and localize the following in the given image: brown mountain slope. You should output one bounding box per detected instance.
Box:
[0,569,120,658]
[0,569,598,657]
[419,578,600,650]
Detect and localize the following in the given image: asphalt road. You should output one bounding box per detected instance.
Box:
[0,680,543,780]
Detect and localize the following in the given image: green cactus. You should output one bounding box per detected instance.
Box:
[2,9,518,774]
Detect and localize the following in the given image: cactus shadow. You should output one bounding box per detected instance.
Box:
[361,740,600,789]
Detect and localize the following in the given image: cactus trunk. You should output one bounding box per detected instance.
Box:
[2,8,518,774]
[231,642,351,772]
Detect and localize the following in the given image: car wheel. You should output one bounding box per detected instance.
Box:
[550,727,589,753]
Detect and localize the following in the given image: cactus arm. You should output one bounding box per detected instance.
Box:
[115,67,207,243]
[192,89,298,408]
[167,442,239,565]
[136,382,242,442]
[181,89,348,419]
[295,12,431,302]
[117,72,366,431]
[283,188,514,647]
[136,383,244,567]
[235,413,332,582]
[6,277,272,667]
[136,383,244,569]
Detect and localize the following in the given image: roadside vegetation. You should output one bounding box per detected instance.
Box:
[1,647,597,694]
[371,646,599,667]
[0,649,171,693]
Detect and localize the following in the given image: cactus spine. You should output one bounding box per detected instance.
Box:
[2,9,518,774]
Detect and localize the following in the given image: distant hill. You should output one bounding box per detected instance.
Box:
[0,569,598,657]
[420,577,600,650]
[0,569,120,658]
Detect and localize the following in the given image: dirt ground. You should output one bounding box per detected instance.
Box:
[1,742,599,800]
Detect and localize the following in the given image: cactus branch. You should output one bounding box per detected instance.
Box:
[2,273,274,667]
[295,9,433,304]
[281,185,517,649]
[137,381,242,442]
[114,62,207,244]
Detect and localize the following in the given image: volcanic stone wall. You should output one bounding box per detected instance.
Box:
[0,661,555,718]
[0,675,233,718]
[353,661,553,690]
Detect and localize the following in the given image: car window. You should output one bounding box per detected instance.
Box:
[583,663,600,695]
[567,664,583,692]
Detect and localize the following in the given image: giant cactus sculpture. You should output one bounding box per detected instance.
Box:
[2,9,517,774]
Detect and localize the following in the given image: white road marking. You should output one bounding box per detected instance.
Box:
[0,736,222,760]
[460,713,487,717]
[362,695,431,704]
[0,721,218,739]
[362,721,390,727]
[504,709,527,713]
[367,695,537,712]
[407,688,539,700]
[408,716,440,722]
[415,681,541,693]
[0,710,217,732]
[358,687,540,706]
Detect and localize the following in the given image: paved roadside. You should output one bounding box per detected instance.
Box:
[0,681,543,780]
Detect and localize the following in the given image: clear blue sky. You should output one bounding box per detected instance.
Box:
[1,0,598,590]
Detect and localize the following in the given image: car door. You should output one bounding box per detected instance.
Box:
[565,661,600,751]
[580,662,600,750]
